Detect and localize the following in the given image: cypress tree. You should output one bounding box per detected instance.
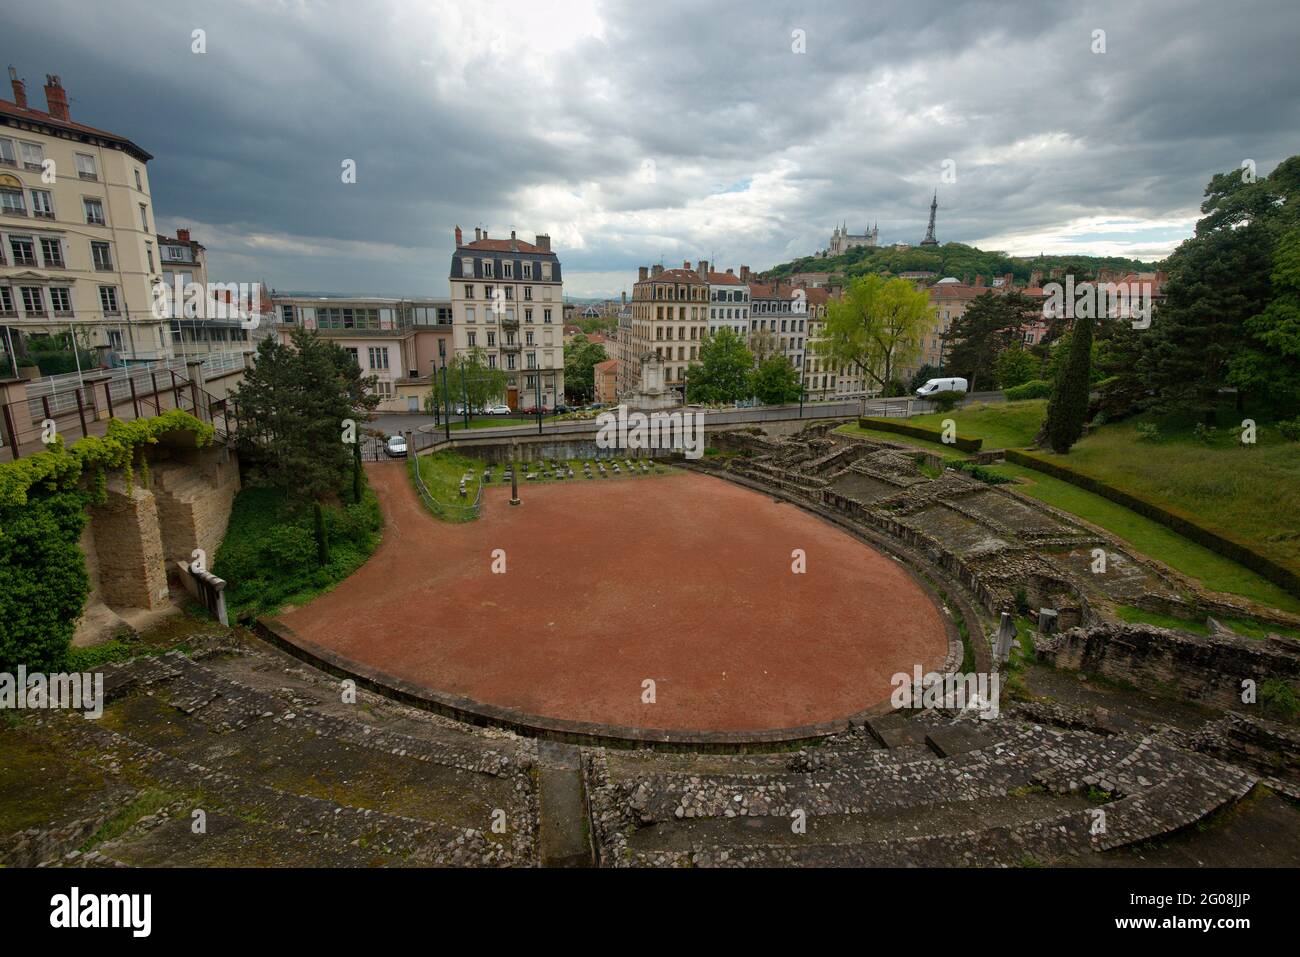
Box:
[352,440,363,504]
[1043,313,1095,453]
[313,501,330,565]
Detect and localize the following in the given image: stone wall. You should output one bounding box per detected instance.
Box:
[89,477,170,611]
[1034,623,1300,711]
[152,445,241,569]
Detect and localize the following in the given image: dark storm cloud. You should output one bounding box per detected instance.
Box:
[5,0,1297,296]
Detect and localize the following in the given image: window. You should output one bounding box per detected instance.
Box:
[40,237,64,267]
[467,331,477,347]
[464,284,474,299]
[20,286,46,316]
[367,347,389,370]
[541,262,552,280]
[505,353,515,370]
[30,189,53,219]
[523,286,532,301]
[503,261,513,278]
[465,306,476,323]
[84,198,106,225]
[524,308,533,323]
[50,287,73,314]
[522,262,532,279]
[1,187,26,215]
[146,248,154,271]
[486,331,496,347]
[374,380,393,398]
[75,153,97,180]
[543,308,552,324]
[487,353,497,369]
[280,304,294,323]
[10,236,36,265]
[525,330,534,346]
[21,142,44,170]
[139,204,149,230]
[0,139,14,166]
[343,347,359,367]
[99,286,120,314]
[481,259,493,278]
[0,286,13,315]
[135,168,143,191]
[91,241,113,270]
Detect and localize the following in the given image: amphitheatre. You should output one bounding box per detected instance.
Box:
[3,413,1300,868]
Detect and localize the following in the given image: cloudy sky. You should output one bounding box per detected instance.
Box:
[7,0,1298,297]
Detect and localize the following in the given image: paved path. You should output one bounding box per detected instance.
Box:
[277,462,949,734]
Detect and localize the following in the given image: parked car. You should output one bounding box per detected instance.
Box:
[385,434,408,457]
[915,377,968,397]
[552,403,571,414]
[485,403,513,415]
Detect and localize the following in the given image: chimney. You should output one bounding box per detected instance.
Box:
[682,260,690,270]
[740,265,750,282]
[43,74,68,121]
[697,259,708,278]
[534,233,551,252]
[652,264,663,277]
[474,227,481,241]
[483,229,489,240]
[621,291,627,305]
[455,225,462,247]
[8,67,26,108]
[726,268,734,275]
[638,266,648,282]
[510,229,518,252]
[176,228,190,243]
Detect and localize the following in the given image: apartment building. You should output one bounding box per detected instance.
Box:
[621,262,708,395]
[272,295,453,413]
[705,261,750,337]
[1,69,170,364]
[448,225,564,409]
[800,286,873,401]
[747,279,807,371]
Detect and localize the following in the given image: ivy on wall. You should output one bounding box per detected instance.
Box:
[0,410,213,672]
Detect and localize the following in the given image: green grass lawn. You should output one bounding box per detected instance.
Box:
[447,415,557,431]
[834,419,1300,613]
[410,450,485,521]
[413,451,676,521]
[908,399,1047,449]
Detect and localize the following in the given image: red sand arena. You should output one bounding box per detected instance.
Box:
[274,462,950,736]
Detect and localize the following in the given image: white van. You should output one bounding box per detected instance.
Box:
[915,377,968,397]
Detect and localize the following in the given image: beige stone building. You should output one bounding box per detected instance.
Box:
[620,262,708,396]
[801,285,872,401]
[448,225,564,410]
[1,70,171,363]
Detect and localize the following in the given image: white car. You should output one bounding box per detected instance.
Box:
[916,377,968,397]
[385,434,408,457]
[485,403,512,415]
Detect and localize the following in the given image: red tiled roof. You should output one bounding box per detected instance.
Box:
[0,96,153,161]
[646,268,706,283]
[458,238,550,254]
[706,271,745,285]
[594,358,618,373]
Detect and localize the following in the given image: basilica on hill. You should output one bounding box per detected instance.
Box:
[816,193,940,257]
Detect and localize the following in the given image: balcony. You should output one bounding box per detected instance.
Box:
[500,340,521,352]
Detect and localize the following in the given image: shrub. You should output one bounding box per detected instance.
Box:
[1193,422,1218,444]
[1277,417,1300,442]
[1135,422,1162,442]
[929,390,963,412]
[1004,379,1051,401]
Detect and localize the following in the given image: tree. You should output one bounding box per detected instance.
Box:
[1041,313,1095,453]
[748,329,780,363]
[994,343,1039,389]
[686,328,754,404]
[233,327,378,500]
[563,337,607,403]
[440,347,507,418]
[1139,156,1300,420]
[816,274,931,396]
[751,355,803,405]
[1229,226,1300,415]
[943,291,1038,392]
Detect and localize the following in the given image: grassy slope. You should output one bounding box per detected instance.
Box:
[834,409,1300,613]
